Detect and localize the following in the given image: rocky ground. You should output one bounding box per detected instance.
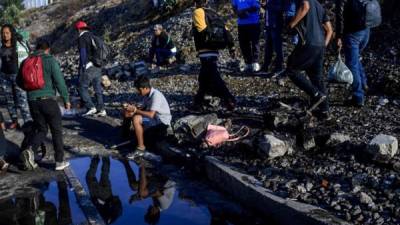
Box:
[9,0,400,224]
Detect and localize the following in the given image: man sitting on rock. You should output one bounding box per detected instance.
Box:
[147,24,177,73]
[124,76,171,159]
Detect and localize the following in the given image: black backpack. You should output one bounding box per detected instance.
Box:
[351,0,382,29]
[90,34,111,67]
[203,8,231,50]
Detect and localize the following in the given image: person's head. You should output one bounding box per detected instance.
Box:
[36,39,51,54]
[195,0,207,8]
[134,76,152,96]
[75,21,89,34]
[144,205,161,225]
[153,24,163,36]
[1,24,16,47]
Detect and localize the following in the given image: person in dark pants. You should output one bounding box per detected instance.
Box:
[17,39,71,171]
[75,21,106,117]
[232,0,261,72]
[0,24,32,129]
[148,24,177,71]
[192,0,236,110]
[336,0,376,107]
[286,0,333,119]
[0,112,9,174]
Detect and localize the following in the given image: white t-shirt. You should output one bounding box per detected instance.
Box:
[143,88,172,126]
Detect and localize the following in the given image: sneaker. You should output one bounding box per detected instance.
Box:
[126,149,145,160]
[20,149,38,171]
[346,97,365,108]
[55,161,70,171]
[252,63,261,72]
[83,107,97,117]
[240,64,252,72]
[95,110,107,117]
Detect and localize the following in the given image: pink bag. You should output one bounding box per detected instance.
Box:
[205,124,250,147]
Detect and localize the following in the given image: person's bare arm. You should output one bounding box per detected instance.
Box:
[289,0,310,28]
[323,21,333,47]
[125,104,156,119]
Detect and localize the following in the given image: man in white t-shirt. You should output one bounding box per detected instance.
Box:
[124,76,171,159]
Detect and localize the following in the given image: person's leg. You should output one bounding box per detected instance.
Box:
[238,25,251,65]
[91,67,105,111]
[57,180,73,225]
[359,29,370,90]
[306,48,329,112]
[42,99,64,163]
[209,57,236,105]
[79,69,96,110]
[264,28,273,71]
[155,48,173,66]
[250,24,261,64]
[194,58,208,105]
[132,115,145,149]
[28,101,48,152]
[13,83,31,123]
[3,77,18,123]
[344,32,364,104]
[271,27,284,71]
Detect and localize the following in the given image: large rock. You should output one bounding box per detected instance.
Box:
[367,134,398,159]
[326,133,351,148]
[258,135,290,159]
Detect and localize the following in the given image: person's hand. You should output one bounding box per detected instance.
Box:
[337,38,343,50]
[126,104,137,113]
[0,123,5,130]
[65,102,71,110]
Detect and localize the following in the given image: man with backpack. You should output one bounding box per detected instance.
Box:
[75,21,107,117]
[192,0,236,111]
[286,0,333,119]
[17,39,71,171]
[232,0,261,73]
[336,0,381,107]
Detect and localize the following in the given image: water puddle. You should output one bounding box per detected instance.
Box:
[0,180,86,225]
[70,156,270,225]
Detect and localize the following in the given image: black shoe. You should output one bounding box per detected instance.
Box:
[346,97,364,108]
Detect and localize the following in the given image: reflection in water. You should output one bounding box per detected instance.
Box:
[0,180,77,225]
[86,157,122,224]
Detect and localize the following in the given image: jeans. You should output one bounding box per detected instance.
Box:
[79,66,104,111]
[238,24,261,64]
[0,73,31,122]
[28,98,64,163]
[287,44,329,112]
[343,28,370,103]
[155,48,176,66]
[264,26,284,71]
[194,56,235,105]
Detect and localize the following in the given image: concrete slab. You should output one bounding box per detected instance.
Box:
[205,156,350,225]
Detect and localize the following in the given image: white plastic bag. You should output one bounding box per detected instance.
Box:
[328,54,353,84]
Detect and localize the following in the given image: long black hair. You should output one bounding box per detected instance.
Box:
[1,24,21,49]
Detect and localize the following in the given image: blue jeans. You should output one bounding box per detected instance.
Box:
[155,48,176,66]
[344,28,370,103]
[79,66,104,111]
[264,26,284,71]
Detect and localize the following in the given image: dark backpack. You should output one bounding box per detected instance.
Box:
[90,34,111,67]
[203,8,231,50]
[351,0,382,29]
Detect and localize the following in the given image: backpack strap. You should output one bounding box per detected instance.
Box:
[226,126,250,142]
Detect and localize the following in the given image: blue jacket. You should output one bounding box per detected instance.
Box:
[232,0,261,25]
[264,0,296,28]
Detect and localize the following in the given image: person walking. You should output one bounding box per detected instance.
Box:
[232,0,261,72]
[336,0,381,107]
[0,24,32,129]
[17,39,71,171]
[286,0,333,119]
[75,21,106,117]
[192,0,236,110]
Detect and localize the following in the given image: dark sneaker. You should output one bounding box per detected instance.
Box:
[55,161,70,171]
[126,149,145,160]
[20,149,38,171]
[346,97,365,108]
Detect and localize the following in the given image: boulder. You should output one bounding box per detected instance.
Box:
[326,133,351,147]
[258,135,290,159]
[367,134,398,159]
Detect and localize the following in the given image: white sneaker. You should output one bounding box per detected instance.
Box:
[55,161,70,171]
[252,63,261,72]
[83,108,97,117]
[95,110,107,117]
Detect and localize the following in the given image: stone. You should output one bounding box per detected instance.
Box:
[326,133,351,147]
[258,135,289,159]
[360,192,374,206]
[367,134,398,159]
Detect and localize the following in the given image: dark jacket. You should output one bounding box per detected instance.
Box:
[336,0,365,38]
[17,51,69,104]
[149,31,175,58]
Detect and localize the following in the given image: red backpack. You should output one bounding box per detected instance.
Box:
[21,56,45,91]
